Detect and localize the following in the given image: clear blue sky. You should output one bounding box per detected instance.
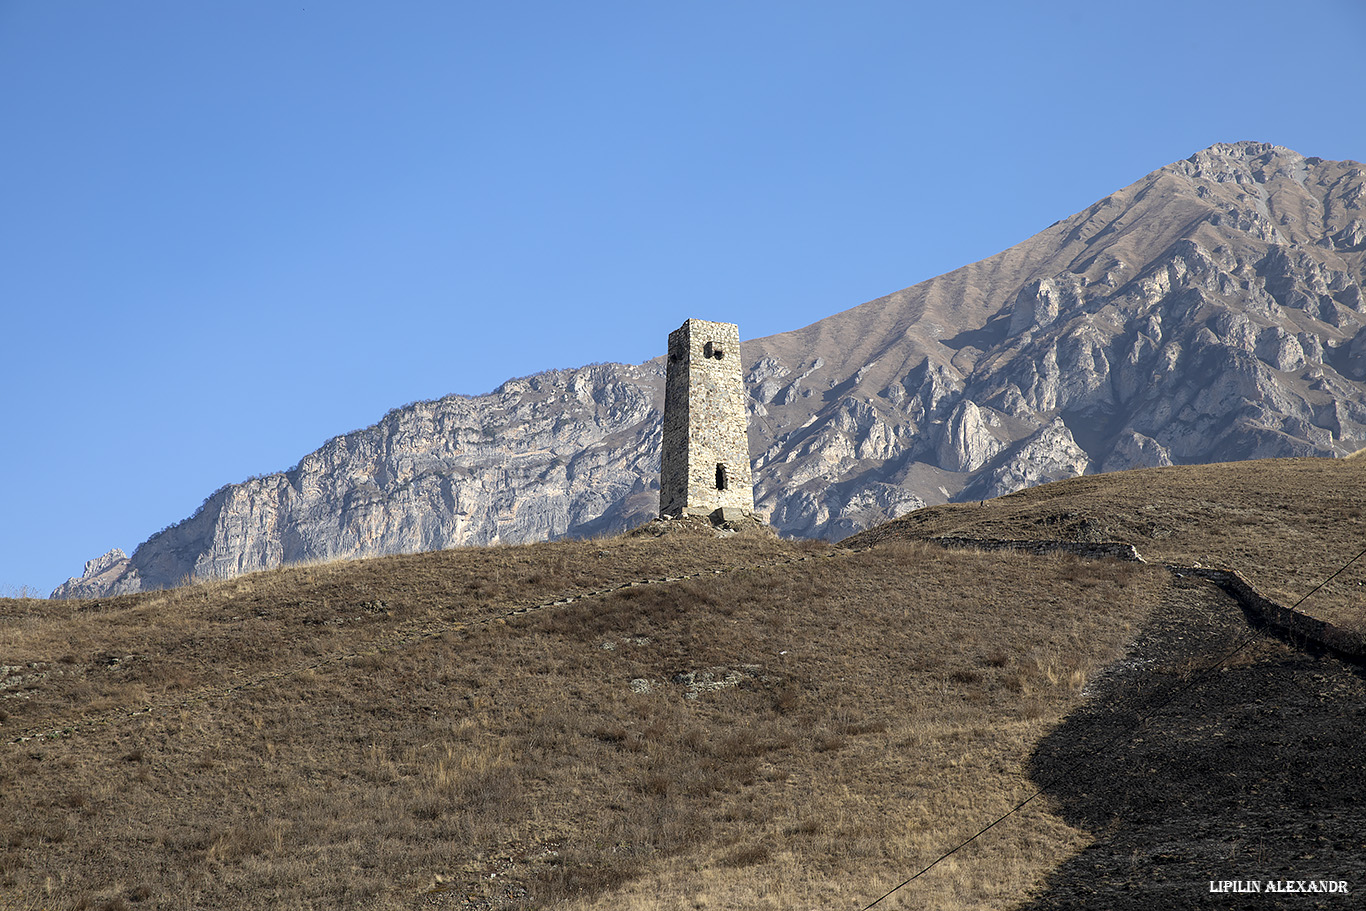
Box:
[3,0,1364,596]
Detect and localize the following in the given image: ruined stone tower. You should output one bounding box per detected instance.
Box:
[660,318,755,519]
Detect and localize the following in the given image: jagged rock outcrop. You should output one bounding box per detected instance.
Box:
[1100,431,1173,473]
[58,141,1366,597]
[51,549,142,599]
[936,401,1005,472]
[960,419,1092,501]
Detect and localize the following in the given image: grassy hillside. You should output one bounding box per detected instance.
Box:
[849,457,1366,632]
[3,457,1363,910]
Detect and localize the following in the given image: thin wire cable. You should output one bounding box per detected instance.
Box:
[1286,544,1366,611]
[859,544,1366,910]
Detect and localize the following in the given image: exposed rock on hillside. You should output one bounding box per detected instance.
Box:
[57,141,1366,597]
[937,400,1005,472]
[50,549,141,599]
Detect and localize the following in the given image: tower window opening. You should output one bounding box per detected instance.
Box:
[716,463,728,490]
[704,341,725,359]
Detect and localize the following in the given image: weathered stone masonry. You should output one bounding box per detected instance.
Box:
[660,319,755,519]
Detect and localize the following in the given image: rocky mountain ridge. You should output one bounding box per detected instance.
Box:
[55,141,1366,598]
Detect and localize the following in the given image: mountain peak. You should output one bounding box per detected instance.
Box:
[55,145,1366,597]
[1165,140,1311,187]
[1193,139,1289,160]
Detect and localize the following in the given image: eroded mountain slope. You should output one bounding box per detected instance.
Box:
[57,141,1366,596]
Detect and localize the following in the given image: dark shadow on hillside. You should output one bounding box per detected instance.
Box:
[1020,576,1366,910]
[941,311,1012,352]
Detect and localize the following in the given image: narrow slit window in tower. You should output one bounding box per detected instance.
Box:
[716,463,728,491]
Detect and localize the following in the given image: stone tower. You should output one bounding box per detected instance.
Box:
[660,318,755,519]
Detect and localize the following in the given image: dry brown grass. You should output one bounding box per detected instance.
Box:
[0,528,804,735]
[850,456,1366,633]
[0,520,1166,910]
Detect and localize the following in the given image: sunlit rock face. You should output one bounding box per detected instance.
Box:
[58,142,1366,596]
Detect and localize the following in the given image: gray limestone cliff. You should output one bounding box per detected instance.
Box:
[57,141,1366,597]
[50,549,141,599]
[59,364,666,594]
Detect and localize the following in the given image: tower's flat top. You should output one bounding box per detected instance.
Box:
[674,318,738,332]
